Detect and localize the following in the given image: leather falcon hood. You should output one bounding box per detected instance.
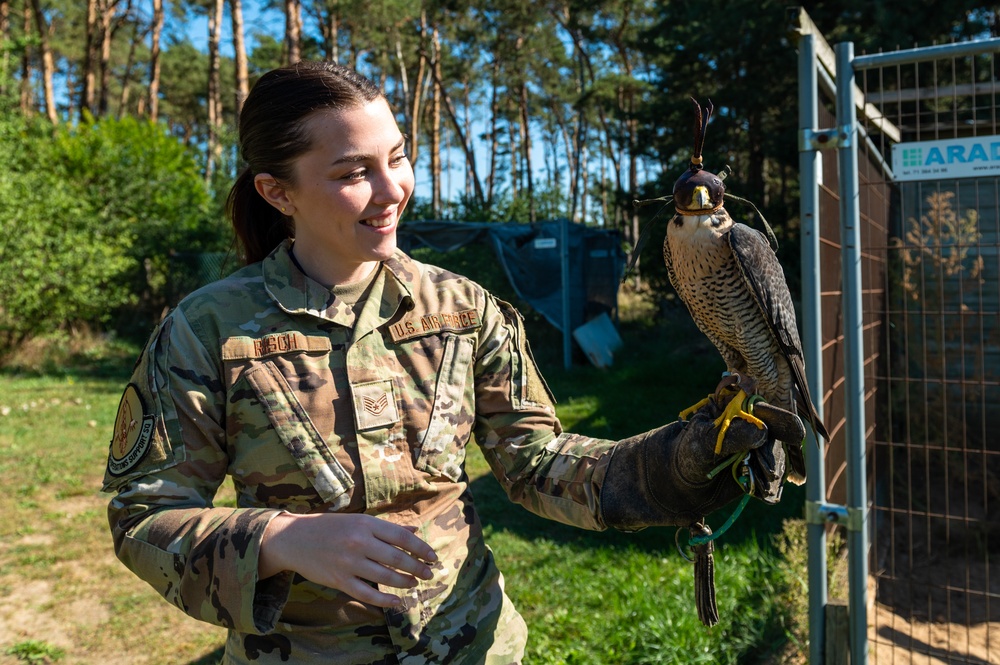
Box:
[673,98,725,214]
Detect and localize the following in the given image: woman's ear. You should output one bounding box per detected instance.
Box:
[254,173,294,215]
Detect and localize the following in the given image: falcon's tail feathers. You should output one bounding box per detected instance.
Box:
[785,441,807,486]
[802,397,830,443]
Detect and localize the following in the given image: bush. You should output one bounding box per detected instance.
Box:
[0,112,221,355]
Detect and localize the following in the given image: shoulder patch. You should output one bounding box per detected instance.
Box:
[107,384,156,477]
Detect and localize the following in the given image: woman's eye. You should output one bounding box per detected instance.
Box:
[344,169,367,180]
[391,153,408,166]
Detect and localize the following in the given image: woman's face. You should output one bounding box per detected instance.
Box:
[261,99,414,286]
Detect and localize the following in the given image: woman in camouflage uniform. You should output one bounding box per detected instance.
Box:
[104,62,801,664]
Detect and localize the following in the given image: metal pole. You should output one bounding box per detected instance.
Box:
[798,32,828,665]
[852,36,1000,70]
[561,216,572,370]
[835,41,869,665]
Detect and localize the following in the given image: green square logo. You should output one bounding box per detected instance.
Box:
[902,148,923,168]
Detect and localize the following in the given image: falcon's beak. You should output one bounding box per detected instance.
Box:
[692,185,712,209]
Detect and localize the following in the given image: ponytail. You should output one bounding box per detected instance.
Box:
[226,166,293,265]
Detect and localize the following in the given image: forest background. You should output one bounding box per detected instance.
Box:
[0,0,998,354]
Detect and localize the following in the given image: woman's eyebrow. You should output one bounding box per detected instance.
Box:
[331,138,407,166]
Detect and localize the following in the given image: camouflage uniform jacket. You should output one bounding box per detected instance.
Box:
[104,241,619,664]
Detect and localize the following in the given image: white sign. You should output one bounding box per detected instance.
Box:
[892,135,1000,182]
[533,237,557,249]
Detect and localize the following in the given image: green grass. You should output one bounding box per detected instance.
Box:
[0,308,807,664]
[471,312,806,664]
[4,640,65,663]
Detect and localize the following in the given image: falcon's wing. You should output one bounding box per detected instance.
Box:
[728,222,829,440]
[662,219,679,289]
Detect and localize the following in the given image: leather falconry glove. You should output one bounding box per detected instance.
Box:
[600,392,805,531]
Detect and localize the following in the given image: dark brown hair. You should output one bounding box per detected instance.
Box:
[226,61,384,264]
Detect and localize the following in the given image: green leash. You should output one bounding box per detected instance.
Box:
[688,494,750,547]
[682,450,756,550]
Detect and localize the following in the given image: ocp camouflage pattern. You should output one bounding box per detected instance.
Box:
[104,241,619,664]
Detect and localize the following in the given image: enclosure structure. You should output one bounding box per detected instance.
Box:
[794,8,1000,664]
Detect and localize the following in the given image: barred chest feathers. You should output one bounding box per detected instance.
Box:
[666,211,742,308]
[664,209,786,400]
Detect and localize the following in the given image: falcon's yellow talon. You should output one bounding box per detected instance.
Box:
[712,389,766,454]
[679,395,713,421]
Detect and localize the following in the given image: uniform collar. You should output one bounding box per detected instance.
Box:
[261,240,417,331]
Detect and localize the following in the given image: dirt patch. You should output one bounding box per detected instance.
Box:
[0,579,73,651]
[869,559,999,665]
[0,569,224,665]
[0,500,224,664]
[870,602,998,664]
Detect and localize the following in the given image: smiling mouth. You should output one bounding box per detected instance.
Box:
[361,211,395,228]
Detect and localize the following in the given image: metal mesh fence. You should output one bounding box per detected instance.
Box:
[815,99,891,511]
[853,47,1000,664]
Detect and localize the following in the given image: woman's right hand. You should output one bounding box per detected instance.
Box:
[258,512,439,608]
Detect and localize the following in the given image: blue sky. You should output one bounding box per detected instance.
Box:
[175,3,473,207]
[172,2,652,222]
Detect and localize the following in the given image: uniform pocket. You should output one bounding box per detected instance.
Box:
[415,334,475,482]
[244,362,354,509]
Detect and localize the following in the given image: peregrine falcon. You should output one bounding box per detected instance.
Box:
[664,99,828,486]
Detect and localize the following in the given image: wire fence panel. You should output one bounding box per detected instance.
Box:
[816,102,889,516]
[855,46,1000,665]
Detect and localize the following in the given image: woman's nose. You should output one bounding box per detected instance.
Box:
[373,165,410,206]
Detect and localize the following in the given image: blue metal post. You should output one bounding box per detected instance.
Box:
[835,41,869,665]
[798,32,828,665]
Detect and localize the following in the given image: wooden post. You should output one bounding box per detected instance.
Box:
[825,598,850,664]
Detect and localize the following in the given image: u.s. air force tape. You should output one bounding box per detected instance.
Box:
[107,383,156,476]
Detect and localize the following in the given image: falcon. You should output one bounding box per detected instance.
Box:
[664,99,828,486]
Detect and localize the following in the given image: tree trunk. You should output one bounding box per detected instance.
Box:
[464,80,473,199]
[486,59,499,205]
[19,1,31,115]
[284,0,301,65]
[508,115,518,199]
[407,21,426,168]
[206,0,224,181]
[29,0,56,122]
[0,0,10,97]
[551,99,576,208]
[230,0,248,116]
[519,80,534,222]
[97,0,120,117]
[599,151,608,226]
[116,20,143,119]
[569,50,587,223]
[425,41,485,206]
[545,119,558,197]
[147,0,163,120]
[314,0,339,62]
[430,27,441,216]
[81,0,97,116]
[394,35,409,134]
[328,9,338,63]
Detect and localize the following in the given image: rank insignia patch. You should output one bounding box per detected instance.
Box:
[351,379,399,430]
[108,384,156,476]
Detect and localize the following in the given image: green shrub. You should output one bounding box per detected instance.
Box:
[0,112,221,355]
